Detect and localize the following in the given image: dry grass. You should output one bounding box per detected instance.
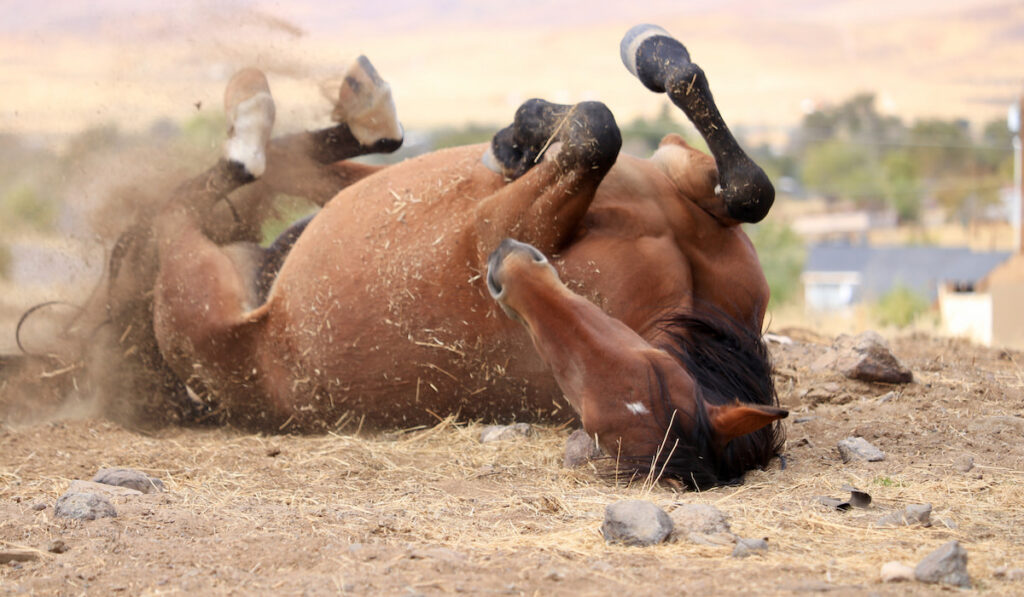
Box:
[3,328,1024,596]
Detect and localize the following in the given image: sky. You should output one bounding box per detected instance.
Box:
[1,0,1021,139]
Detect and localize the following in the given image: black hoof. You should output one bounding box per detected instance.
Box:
[620,24,691,93]
[490,99,621,180]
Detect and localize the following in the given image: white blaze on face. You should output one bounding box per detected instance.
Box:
[225,91,275,177]
[625,401,650,416]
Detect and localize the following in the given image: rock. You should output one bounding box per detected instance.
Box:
[954,455,974,472]
[816,496,852,511]
[47,540,69,554]
[67,480,143,498]
[668,503,730,535]
[479,423,534,443]
[563,429,601,468]
[876,503,932,527]
[904,504,932,526]
[837,437,885,463]
[54,492,117,521]
[30,502,47,511]
[92,468,165,494]
[813,332,912,383]
[914,540,971,588]
[880,561,915,582]
[543,569,566,581]
[732,537,768,558]
[601,500,674,547]
[686,532,737,547]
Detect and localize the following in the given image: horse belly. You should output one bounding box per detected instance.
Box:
[251,146,567,428]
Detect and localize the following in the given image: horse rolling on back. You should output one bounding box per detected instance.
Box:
[137,25,787,488]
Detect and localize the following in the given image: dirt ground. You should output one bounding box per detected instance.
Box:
[2,329,1024,596]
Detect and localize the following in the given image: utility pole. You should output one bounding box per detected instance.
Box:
[1018,94,1024,254]
[1012,95,1023,253]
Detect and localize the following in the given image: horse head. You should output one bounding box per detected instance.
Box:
[487,238,787,487]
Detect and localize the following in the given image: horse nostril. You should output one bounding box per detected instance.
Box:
[486,268,503,299]
[528,245,547,263]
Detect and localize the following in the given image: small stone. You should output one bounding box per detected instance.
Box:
[667,503,731,541]
[686,532,736,547]
[47,540,69,554]
[876,503,932,527]
[30,503,47,511]
[904,504,932,526]
[601,500,673,546]
[67,480,143,498]
[915,540,971,588]
[543,569,566,581]
[479,423,534,443]
[731,537,768,558]
[92,468,165,494]
[955,455,974,472]
[563,429,601,468]
[835,332,913,383]
[54,492,117,521]
[837,437,885,463]
[880,561,915,582]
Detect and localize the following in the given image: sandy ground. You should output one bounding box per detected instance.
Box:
[2,329,1023,595]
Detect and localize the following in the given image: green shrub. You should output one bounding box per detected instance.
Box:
[744,219,806,308]
[873,284,930,328]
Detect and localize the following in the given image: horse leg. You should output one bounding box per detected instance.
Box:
[207,56,404,244]
[257,55,404,205]
[621,25,774,224]
[152,70,277,397]
[472,99,621,260]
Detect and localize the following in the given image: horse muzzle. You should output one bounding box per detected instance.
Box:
[486,238,557,321]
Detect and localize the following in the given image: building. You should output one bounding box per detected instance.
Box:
[802,244,1010,313]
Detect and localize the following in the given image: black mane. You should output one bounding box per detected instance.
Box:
[612,305,785,489]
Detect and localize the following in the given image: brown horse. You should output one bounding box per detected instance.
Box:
[142,25,786,487]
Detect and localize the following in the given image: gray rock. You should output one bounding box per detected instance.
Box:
[914,540,970,588]
[732,537,768,558]
[563,429,601,468]
[54,492,117,521]
[67,480,143,498]
[813,332,912,383]
[479,423,534,443]
[955,455,974,473]
[92,468,165,494]
[668,503,731,535]
[837,437,885,463]
[880,561,915,582]
[601,500,673,546]
[876,503,932,527]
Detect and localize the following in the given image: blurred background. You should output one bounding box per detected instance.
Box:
[1,0,1023,350]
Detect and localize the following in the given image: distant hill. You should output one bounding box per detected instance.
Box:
[1,0,1021,138]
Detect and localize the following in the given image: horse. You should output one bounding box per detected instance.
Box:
[107,25,787,488]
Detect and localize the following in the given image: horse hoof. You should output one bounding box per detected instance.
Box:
[223,68,275,178]
[331,55,404,147]
[619,24,691,93]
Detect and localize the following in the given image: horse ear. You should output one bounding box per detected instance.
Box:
[705,400,788,447]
